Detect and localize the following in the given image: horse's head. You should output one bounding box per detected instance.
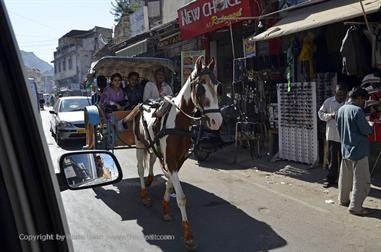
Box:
[190,56,223,130]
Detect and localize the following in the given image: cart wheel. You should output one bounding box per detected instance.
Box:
[194,146,210,162]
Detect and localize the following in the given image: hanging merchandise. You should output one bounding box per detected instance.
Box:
[316,72,337,109]
[286,38,300,92]
[277,82,318,165]
[361,73,381,142]
[340,25,372,76]
[298,32,316,81]
[363,23,381,72]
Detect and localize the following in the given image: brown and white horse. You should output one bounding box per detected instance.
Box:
[132,56,222,249]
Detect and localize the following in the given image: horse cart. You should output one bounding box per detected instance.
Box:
[83,56,176,151]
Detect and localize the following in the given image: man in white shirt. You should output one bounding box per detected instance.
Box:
[318,84,348,188]
[143,68,173,102]
[116,69,173,131]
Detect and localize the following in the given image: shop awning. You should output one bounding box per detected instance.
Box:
[250,0,381,41]
[115,39,148,57]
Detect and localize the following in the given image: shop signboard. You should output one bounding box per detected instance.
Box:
[243,36,255,58]
[178,0,258,40]
[158,33,182,49]
[181,50,205,86]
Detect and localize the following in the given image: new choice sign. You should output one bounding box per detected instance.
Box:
[178,0,257,40]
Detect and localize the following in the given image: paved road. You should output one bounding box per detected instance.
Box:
[40,108,381,252]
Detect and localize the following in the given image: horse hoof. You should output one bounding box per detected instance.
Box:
[145,175,154,187]
[162,214,172,222]
[140,189,151,207]
[184,239,198,251]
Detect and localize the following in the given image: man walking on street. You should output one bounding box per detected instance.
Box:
[336,87,374,216]
[318,84,347,188]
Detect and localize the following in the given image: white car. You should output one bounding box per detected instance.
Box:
[50,96,92,145]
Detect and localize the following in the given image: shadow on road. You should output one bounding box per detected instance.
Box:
[361,208,381,220]
[196,146,381,201]
[93,176,287,251]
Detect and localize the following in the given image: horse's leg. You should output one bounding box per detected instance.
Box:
[171,171,197,249]
[162,178,173,221]
[145,152,156,187]
[136,147,151,207]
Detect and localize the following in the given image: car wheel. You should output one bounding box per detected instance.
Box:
[55,128,63,146]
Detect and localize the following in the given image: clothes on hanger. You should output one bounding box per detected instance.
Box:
[299,32,316,80]
[340,25,372,76]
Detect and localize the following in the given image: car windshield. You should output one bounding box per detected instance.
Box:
[59,98,90,112]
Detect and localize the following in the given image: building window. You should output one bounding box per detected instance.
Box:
[58,62,61,72]
[62,59,66,71]
[68,56,73,70]
[54,63,57,74]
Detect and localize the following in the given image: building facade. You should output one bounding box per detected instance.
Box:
[53,26,112,92]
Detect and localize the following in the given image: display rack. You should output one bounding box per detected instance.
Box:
[277,82,318,164]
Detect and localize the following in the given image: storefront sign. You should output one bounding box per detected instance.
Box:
[158,33,182,49]
[243,36,255,58]
[178,0,258,40]
[181,50,205,85]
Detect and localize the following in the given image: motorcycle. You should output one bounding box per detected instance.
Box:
[192,102,237,161]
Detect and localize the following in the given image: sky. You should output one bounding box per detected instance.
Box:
[4,0,116,64]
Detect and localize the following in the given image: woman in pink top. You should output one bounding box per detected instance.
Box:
[100,73,127,121]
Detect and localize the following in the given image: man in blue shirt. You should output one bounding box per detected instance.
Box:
[336,87,374,216]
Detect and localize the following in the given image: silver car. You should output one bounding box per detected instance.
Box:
[50,96,92,146]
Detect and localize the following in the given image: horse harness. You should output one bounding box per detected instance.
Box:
[138,68,221,168]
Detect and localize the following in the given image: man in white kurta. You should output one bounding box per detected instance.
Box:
[143,69,173,102]
[318,84,347,188]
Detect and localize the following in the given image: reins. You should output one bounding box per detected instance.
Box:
[139,68,220,169]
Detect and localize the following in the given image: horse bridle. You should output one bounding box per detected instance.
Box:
[189,68,222,116]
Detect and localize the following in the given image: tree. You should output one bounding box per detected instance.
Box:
[110,0,141,23]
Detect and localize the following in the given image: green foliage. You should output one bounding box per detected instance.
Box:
[110,0,141,23]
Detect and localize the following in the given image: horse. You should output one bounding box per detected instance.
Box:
[128,56,222,249]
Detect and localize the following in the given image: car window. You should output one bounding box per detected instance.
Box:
[59,99,91,112]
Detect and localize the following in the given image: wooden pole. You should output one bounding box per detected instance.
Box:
[359,0,371,31]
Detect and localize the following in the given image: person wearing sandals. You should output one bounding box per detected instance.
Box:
[336,87,374,216]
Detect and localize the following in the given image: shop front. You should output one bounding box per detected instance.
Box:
[240,0,381,174]
[177,0,260,89]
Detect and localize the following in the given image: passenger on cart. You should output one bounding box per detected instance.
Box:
[100,72,128,122]
[143,68,173,102]
[117,68,173,131]
[124,71,143,110]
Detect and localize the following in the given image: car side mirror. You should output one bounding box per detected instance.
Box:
[58,151,123,190]
[49,110,57,115]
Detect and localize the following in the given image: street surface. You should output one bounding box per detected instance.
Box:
[40,108,381,252]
